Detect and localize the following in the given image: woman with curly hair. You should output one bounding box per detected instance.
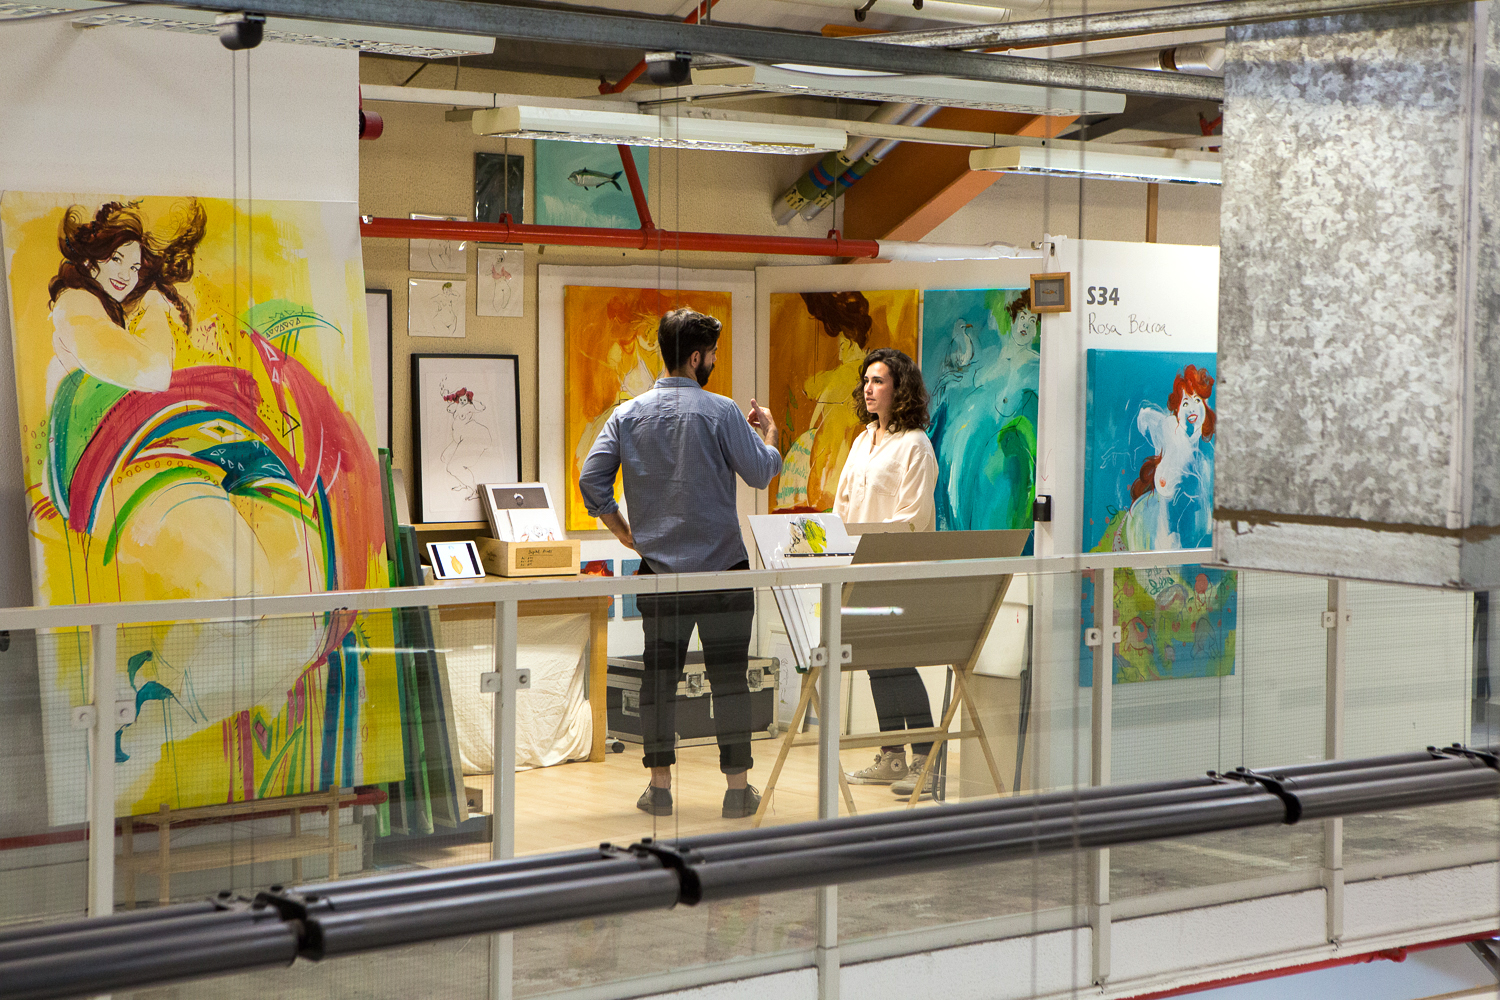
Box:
[833,347,939,792]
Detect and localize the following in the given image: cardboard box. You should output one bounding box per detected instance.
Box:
[475,536,580,577]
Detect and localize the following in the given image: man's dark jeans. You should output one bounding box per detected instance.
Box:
[636,560,755,774]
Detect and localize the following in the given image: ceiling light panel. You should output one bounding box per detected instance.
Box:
[970,145,1221,184]
[691,64,1125,117]
[472,106,847,155]
[0,1,493,58]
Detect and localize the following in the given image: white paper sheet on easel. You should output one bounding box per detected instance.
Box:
[747,513,855,670]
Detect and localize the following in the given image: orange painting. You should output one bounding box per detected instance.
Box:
[564,286,733,530]
[769,290,920,513]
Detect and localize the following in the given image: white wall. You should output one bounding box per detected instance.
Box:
[0,20,359,607]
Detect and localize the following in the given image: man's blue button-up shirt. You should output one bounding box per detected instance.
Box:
[578,376,780,574]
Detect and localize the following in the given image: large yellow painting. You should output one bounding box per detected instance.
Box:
[564,286,733,530]
[768,290,920,512]
[1,193,404,822]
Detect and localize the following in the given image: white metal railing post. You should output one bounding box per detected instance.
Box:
[489,599,519,1000]
[87,622,116,918]
[1089,566,1114,984]
[816,581,842,1000]
[1323,579,1348,943]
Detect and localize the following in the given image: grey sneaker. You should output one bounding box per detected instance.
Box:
[846,750,908,785]
[891,755,934,797]
[722,785,761,819]
[637,785,673,816]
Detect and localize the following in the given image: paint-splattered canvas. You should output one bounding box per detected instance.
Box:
[0,192,404,822]
[768,290,919,513]
[563,286,733,531]
[922,288,1039,533]
[1079,349,1237,684]
[535,141,649,229]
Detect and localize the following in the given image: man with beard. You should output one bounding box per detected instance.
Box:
[579,308,780,819]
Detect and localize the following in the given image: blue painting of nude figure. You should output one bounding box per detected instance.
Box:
[1079,349,1237,685]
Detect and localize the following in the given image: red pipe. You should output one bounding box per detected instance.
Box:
[359,215,879,258]
[1121,931,1498,1000]
[616,144,654,230]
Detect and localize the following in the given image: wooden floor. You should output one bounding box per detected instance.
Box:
[392,741,962,866]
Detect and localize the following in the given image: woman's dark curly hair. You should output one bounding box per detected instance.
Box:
[851,348,929,433]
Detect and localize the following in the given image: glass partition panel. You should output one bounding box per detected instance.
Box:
[1341,582,1490,869]
[509,582,816,997]
[1110,568,1326,898]
[1,628,89,927]
[836,566,1093,943]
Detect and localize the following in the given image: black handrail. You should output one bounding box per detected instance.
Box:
[2,744,1496,1000]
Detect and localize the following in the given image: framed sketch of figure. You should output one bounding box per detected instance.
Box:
[411,353,522,523]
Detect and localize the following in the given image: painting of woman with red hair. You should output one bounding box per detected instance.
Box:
[1081,351,1236,684]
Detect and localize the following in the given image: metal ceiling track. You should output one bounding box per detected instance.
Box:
[129,0,1222,100]
[878,0,1469,51]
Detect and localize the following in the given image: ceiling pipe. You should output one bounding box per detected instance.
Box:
[162,0,1225,102]
[798,104,940,221]
[772,102,926,225]
[358,215,1034,261]
[362,214,883,258]
[871,0,1463,51]
[1082,44,1226,75]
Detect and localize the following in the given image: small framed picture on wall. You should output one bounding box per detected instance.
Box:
[411,353,522,523]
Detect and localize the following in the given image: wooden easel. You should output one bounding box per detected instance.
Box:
[752,529,1028,827]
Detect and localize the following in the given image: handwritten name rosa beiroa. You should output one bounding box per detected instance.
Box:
[1087,312,1171,337]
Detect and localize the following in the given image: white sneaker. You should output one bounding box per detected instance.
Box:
[846,750,908,785]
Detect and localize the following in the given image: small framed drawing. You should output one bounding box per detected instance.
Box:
[410,212,467,273]
[1029,272,1072,314]
[411,353,522,523]
[364,289,393,449]
[482,482,561,542]
[409,278,466,339]
[477,246,523,318]
[426,540,485,580]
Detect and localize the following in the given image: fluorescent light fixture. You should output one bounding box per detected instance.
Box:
[471,106,847,155]
[876,240,1044,261]
[969,145,1221,185]
[691,64,1124,117]
[0,1,494,58]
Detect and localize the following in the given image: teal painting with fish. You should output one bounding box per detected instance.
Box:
[536,141,649,228]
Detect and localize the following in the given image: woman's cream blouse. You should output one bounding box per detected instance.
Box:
[832,424,938,530]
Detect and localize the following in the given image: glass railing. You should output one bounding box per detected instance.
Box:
[0,549,1493,1000]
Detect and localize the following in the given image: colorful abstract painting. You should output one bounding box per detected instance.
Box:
[922,288,1039,534]
[1079,349,1237,684]
[563,286,733,531]
[768,290,919,513]
[535,141,649,229]
[1,192,404,821]
[581,559,616,619]
[622,558,642,620]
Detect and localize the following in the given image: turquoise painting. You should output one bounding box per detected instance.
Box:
[1079,349,1237,685]
[534,141,649,229]
[921,288,1039,536]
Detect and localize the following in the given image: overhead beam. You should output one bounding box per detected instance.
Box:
[875,0,1466,51]
[139,0,1222,101]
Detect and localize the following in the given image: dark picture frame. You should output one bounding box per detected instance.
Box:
[364,288,393,450]
[410,353,523,523]
[474,152,525,224]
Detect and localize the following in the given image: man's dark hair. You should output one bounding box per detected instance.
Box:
[658,308,722,372]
